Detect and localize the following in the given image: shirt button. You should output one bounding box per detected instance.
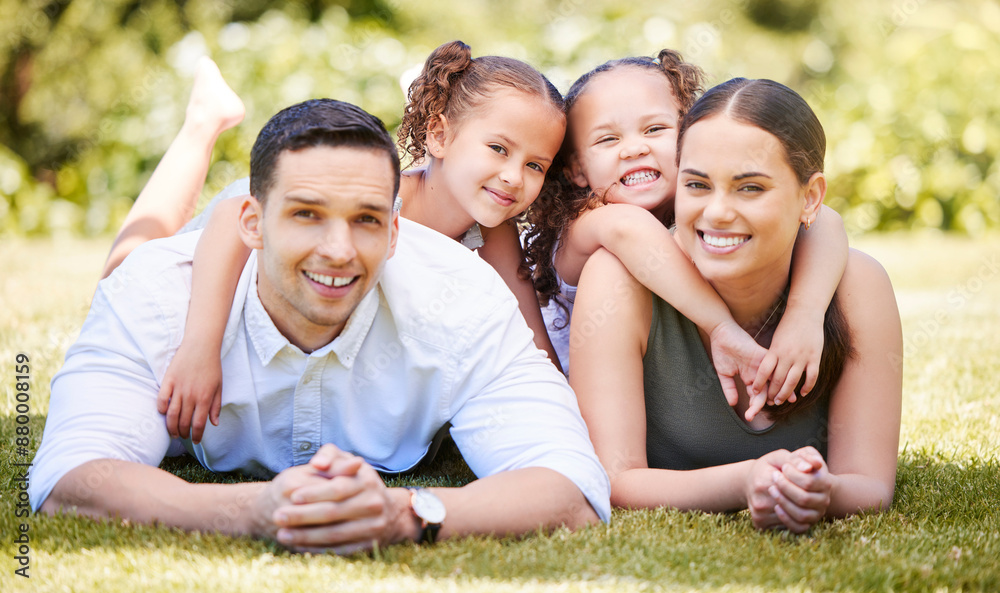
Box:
[302,374,315,383]
[299,441,312,451]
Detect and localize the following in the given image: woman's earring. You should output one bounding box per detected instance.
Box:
[804,218,812,230]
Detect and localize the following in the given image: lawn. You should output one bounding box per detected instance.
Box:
[2,232,998,592]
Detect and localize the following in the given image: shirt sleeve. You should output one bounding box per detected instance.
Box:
[28,243,188,511]
[446,296,612,523]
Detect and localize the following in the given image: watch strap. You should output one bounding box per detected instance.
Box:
[421,520,441,544]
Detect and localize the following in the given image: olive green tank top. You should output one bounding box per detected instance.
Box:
[642,296,829,470]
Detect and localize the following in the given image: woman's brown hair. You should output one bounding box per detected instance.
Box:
[756,291,854,422]
[676,77,825,183]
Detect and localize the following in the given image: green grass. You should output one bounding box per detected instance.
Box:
[2,232,999,592]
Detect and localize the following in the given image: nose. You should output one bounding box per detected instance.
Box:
[499,163,523,189]
[702,190,735,226]
[620,136,650,160]
[316,219,357,264]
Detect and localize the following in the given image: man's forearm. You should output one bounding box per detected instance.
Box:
[40,459,270,537]
[44,460,601,550]
[431,467,600,540]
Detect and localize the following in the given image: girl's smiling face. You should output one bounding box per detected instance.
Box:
[675,114,821,285]
[566,67,681,219]
[428,88,565,228]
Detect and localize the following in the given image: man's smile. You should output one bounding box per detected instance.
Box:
[304,270,358,289]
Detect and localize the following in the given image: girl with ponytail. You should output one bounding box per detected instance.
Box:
[393,40,566,366]
[105,41,569,441]
[523,51,849,412]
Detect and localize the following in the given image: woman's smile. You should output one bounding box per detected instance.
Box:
[698,230,750,252]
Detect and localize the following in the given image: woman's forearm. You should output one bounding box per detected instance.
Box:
[609,462,753,513]
[827,471,896,518]
[610,458,891,526]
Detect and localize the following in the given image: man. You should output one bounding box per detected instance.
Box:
[29,99,609,553]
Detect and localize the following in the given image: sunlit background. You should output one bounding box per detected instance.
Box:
[1,0,997,238]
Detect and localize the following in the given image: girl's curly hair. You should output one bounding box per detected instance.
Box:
[397,40,564,166]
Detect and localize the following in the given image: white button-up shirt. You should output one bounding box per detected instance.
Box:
[30,217,610,521]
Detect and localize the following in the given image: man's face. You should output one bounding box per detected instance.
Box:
[242,145,398,352]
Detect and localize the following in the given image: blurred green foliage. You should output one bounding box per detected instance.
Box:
[0,0,997,237]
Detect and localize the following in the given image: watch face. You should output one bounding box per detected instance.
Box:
[412,489,446,524]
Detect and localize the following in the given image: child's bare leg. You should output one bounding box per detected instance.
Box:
[101,57,245,279]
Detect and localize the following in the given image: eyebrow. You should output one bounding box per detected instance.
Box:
[360,202,392,213]
[586,124,616,138]
[285,195,392,213]
[496,133,554,164]
[285,196,325,206]
[681,169,772,181]
[734,172,772,181]
[640,112,678,124]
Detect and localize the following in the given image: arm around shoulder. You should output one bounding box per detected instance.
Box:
[158,197,251,441]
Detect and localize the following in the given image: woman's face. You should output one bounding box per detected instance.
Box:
[674,115,813,285]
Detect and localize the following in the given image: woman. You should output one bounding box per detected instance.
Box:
[569,78,902,533]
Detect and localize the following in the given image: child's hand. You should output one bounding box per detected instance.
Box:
[157,340,223,443]
[753,308,824,406]
[709,320,768,410]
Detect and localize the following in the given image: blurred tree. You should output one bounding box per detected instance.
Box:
[0,0,996,237]
[0,0,72,170]
[744,0,820,32]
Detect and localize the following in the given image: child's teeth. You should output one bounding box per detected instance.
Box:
[622,170,660,186]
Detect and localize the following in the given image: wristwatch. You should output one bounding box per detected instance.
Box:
[408,487,446,544]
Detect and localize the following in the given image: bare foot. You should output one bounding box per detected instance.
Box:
[185,56,245,136]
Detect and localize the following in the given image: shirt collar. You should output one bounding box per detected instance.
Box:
[244,263,380,369]
[328,285,380,369]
